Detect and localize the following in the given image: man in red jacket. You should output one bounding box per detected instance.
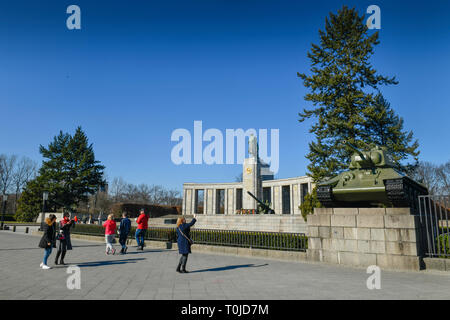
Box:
[135,209,149,250]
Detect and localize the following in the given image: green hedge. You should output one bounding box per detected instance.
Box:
[437,234,450,258]
[1,215,16,222]
[110,203,181,218]
[71,224,307,251]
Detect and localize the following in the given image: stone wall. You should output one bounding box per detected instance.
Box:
[307,207,424,271]
[189,215,308,233]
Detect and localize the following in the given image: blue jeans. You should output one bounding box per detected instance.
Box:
[43,247,52,265]
[119,234,128,248]
[135,229,146,247]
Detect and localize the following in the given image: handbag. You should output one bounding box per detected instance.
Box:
[56,229,65,241]
[178,227,194,245]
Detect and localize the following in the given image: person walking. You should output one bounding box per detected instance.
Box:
[38,214,57,270]
[55,212,75,265]
[118,212,131,254]
[176,214,196,273]
[103,214,117,255]
[135,209,149,251]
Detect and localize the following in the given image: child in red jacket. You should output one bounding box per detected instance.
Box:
[103,214,117,255]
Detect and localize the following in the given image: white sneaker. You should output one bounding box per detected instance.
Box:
[40,262,43,268]
[42,265,51,270]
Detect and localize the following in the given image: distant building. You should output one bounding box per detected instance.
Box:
[260,160,274,181]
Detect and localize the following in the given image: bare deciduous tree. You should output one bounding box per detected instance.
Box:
[0,154,18,195]
[12,156,38,211]
[410,160,450,195]
[110,177,127,202]
[436,161,450,195]
[107,176,182,206]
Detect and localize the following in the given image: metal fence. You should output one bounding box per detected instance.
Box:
[418,195,450,258]
[71,225,307,252]
[189,228,307,252]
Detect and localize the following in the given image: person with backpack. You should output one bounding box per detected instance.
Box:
[38,214,57,270]
[135,209,149,251]
[176,214,196,273]
[118,212,131,254]
[103,214,117,255]
[55,212,75,265]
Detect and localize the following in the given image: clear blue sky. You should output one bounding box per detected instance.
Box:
[1,0,449,191]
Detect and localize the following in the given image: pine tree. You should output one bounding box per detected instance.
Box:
[38,126,105,210]
[362,94,419,173]
[16,127,105,220]
[298,6,415,181]
[15,177,45,222]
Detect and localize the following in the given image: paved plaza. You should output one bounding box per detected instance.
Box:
[0,231,449,300]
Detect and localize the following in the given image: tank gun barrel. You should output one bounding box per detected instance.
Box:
[343,140,368,162]
[247,191,275,214]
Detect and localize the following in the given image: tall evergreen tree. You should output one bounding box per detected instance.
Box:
[16,127,105,220]
[362,94,419,173]
[15,176,45,222]
[38,126,105,210]
[298,6,418,181]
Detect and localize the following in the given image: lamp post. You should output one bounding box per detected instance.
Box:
[40,191,49,231]
[1,194,7,230]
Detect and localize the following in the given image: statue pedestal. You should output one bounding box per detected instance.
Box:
[242,157,262,210]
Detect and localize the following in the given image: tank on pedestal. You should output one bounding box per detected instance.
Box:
[317,141,428,211]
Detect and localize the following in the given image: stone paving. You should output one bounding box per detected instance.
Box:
[0,231,449,300]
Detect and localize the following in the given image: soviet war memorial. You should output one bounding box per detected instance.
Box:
[1,0,450,312]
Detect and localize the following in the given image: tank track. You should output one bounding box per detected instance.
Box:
[317,185,340,208]
[384,177,428,212]
[318,177,428,210]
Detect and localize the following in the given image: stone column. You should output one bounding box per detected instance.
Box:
[293,184,299,215]
[185,189,192,215]
[224,189,228,215]
[182,188,187,215]
[233,188,237,214]
[227,189,233,215]
[212,189,216,215]
[290,184,294,215]
[203,188,208,215]
[206,189,212,215]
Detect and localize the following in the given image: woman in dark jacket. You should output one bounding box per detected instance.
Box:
[38,214,57,270]
[55,212,75,265]
[176,214,196,273]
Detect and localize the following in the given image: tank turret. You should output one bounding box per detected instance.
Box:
[317,142,428,211]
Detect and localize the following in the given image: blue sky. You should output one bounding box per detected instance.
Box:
[1,0,449,191]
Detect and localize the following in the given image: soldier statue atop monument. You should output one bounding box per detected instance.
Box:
[249,134,258,159]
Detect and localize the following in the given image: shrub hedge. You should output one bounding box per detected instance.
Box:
[437,234,450,258]
[1,215,16,222]
[109,203,181,218]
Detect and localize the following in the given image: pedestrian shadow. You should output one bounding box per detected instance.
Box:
[189,263,269,273]
[0,244,106,251]
[71,258,146,268]
[0,247,43,251]
[124,249,168,255]
[72,244,103,248]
